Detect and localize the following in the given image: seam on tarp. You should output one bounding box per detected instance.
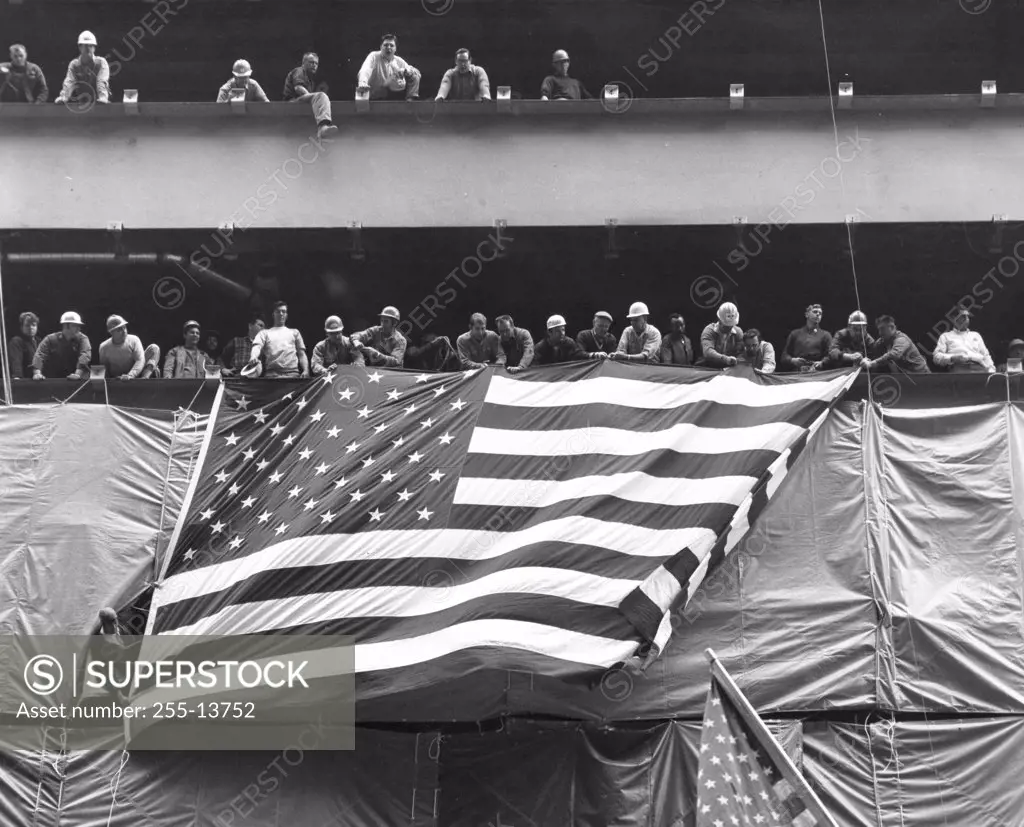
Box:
[860,400,887,715]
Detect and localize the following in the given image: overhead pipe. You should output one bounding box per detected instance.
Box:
[2,253,251,302]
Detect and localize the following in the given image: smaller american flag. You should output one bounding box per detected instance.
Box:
[696,675,833,827]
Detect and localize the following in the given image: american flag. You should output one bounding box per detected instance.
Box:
[147,362,857,696]
[696,677,829,826]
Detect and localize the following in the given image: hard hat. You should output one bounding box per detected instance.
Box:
[626,301,649,319]
[547,314,567,330]
[106,314,128,332]
[78,31,97,47]
[1009,338,1024,349]
[98,607,117,622]
[593,311,613,323]
[183,320,201,333]
[552,49,570,62]
[60,311,83,325]
[379,306,400,321]
[717,302,739,324]
[324,315,344,333]
[232,59,252,78]
[847,310,868,326]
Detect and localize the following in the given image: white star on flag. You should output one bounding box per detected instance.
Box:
[367,371,383,383]
[224,433,240,446]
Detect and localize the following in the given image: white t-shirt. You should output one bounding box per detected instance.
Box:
[253,326,305,377]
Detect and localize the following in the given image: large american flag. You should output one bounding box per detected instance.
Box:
[147,362,857,696]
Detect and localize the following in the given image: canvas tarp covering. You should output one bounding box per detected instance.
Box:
[2,379,1024,824]
[1,717,1023,826]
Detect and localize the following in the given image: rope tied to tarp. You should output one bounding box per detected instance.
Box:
[104,749,130,827]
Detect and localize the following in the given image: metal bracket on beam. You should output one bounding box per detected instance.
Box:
[496,86,512,113]
[228,87,247,113]
[605,219,619,260]
[355,88,370,113]
[845,213,862,224]
[729,84,744,111]
[123,90,139,115]
[348,221,365,261]
[981,80,997,108]
[838,82,853,109]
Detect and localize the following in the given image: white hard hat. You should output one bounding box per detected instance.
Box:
[847,310,868,326]
[547,314,567,330]
[379,306,401,321]
[552,49,570,62]
[78,31,97,47]
[60,311,83,325]
[106,314,128,332]
[232,59,252,78]
[626,301,649,319]
[324,315,344,333]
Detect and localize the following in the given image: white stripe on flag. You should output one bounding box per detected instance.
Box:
[467,421,807,458]
[353,619,639,672]
[159,567,639,636]
[453,472,758,508]
[154,519,717,606]
[484,372,857,410]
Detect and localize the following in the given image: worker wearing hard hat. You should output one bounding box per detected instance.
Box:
[351,306,408,367]
[699,302,744,369]
[828,310,876,368]
[576,311,616,356]
[32,311,92,380]
[612,301,662,362]
[216,58,270,103]
[540,49,593,101]
[311,315,365,376]
[535,315,589,365]
[54,31,110,106]
[98,314,146,380]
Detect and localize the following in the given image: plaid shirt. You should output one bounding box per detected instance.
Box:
[221,336,254,371]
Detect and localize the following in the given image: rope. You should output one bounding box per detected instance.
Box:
[0,247,11,406]
[56,379,90,406]
[104,750,130,827]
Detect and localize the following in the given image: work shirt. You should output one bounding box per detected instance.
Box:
[932,329,995,373]
[282,67,327,100]
[220,336,255,372]
[616,324,662,360]
[700,322,743,368]
[99,334,145,378]
[499,328,535,368]
[163,346,210,379]
[0,61,48,103]
[870,331,930,374]
[251,326,306,378]
[737,341,777,373]
[829,327,876,366]
[311,336,365,374]
[437,65,491,100]
[33,331,92,378]
[540,75,593,100]
[782,326,833,369]
[658,334,694,366]
[534,335,588,365]
[58,56,110,103]
[351,325,407,367]
[8,333,39,378]
[576,329,617,355]
[357,51,420,96]
[216,78,269,102]
[457,330,505,368]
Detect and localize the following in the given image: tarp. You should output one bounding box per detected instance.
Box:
[0,403,206,636]
[2,381,1023,717]
[1,717,1022,826]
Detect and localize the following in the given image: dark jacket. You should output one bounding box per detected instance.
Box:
[499,327,535,368]
[8,333,39,378]
[534,334,588,365]
[829,327,875,367]
[781,326,833,369]
[0,62,48,103]
[33,331,91,378]
[869,331,930,373]
[658,333,695,366]
[576,329,617,355]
